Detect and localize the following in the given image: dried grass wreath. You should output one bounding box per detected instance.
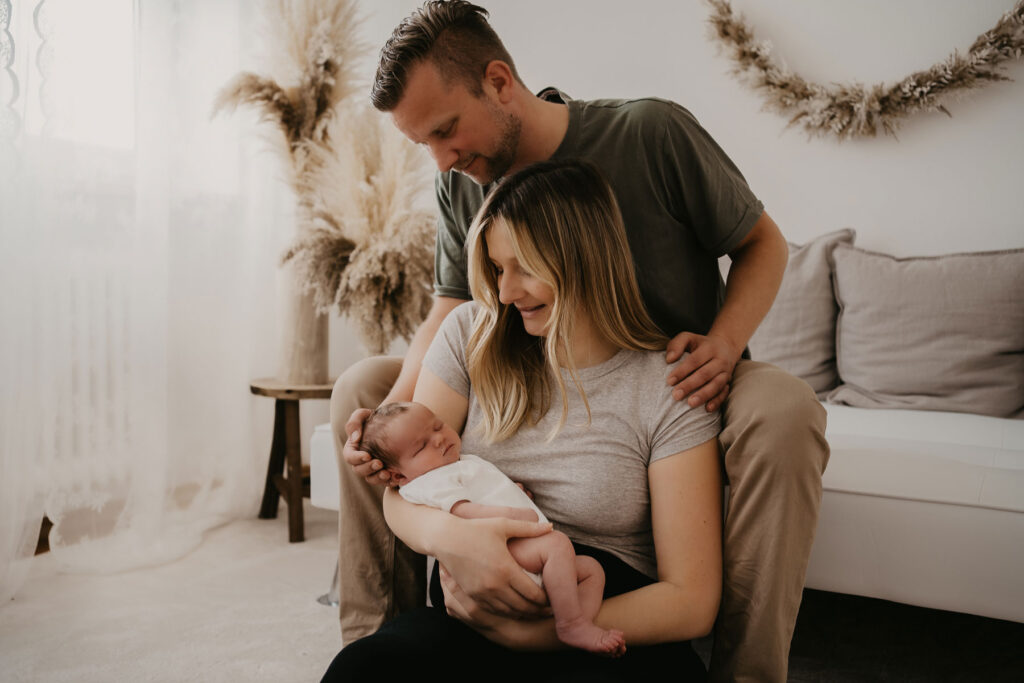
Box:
[706,0,1024,139]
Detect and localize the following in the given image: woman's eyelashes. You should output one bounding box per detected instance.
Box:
[491,262,533,278]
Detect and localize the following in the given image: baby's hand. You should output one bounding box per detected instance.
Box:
[513,482,534,500]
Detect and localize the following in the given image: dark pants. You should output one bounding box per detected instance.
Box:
[322,544,707,683]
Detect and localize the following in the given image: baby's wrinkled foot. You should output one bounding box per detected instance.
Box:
[594,628,626,658]
[556,618,626,657]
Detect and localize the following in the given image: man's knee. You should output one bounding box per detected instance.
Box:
[723,361,829,482]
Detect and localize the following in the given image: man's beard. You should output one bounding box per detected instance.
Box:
[465,105,522,185]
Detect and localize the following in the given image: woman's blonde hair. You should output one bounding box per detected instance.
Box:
[466,159,668,442]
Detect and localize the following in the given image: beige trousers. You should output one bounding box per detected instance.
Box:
[330,357,828,683]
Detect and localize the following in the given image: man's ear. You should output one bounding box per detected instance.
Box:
[482,60,516,103]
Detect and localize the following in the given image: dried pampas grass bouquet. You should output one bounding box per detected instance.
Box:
[214,0,435,355]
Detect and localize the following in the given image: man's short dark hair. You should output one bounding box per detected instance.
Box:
[371,0,522,111]
[361,402,413,468]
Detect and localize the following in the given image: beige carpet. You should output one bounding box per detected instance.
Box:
[0,503,344,682]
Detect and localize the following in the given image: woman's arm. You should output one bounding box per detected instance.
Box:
[383,490,551,616]
[595,437,722,643]
[442,437,722,649]
[384,366,550,616]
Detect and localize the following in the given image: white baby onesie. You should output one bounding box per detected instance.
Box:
[399,453,548,585]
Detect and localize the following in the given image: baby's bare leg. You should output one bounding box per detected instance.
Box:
[573,555,605,623]
[508,532,625,656]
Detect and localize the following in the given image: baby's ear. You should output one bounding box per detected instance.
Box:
[387,467,408,485]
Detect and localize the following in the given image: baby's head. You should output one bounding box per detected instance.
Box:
[362,402,462,485]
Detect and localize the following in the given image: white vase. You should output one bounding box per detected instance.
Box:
[279,274,329,385]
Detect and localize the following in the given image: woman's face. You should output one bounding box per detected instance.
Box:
[485,219,555,337]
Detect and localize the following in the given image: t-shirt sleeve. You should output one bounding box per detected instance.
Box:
[398,468,469,513]
[648,355,722,463]
[421,301,475,398]
[658,103,764,257]
[433,172,472,300]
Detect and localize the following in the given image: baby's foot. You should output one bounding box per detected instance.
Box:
[595,628,626,658]
[556,618,626,657]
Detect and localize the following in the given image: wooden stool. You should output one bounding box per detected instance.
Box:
[250,378,334,542]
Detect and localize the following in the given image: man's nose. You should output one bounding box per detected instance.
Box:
[428,141,458,173]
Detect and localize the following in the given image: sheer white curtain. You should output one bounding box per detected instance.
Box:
[1,0,296,600]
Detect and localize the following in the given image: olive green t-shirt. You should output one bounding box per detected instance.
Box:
[434,92,764,338]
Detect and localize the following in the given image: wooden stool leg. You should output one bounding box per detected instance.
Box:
[283,399,305,543]
[258,399,288,519]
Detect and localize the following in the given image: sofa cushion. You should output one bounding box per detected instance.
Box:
[822,404,1024,513]
[828,245,1024,419]
[749,228,855,395]
[812,405,1024,623]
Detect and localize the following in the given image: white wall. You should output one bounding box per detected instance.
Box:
[359,0,1024,257]
[327,0,1024,374]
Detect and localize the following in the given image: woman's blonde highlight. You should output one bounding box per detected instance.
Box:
[465,160,669,443]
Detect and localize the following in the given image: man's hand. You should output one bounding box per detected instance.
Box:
[342,407,395,486]
[665,331,741,412]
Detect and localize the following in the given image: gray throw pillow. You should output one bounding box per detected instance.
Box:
[749,228,855,395]
[828,245,1024,418]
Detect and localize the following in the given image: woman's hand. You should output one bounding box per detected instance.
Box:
[439,563,555,650]
[435,516,551,619]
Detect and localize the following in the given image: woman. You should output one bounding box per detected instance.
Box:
[322,160,722,682]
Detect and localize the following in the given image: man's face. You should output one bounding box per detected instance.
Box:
[385,404,462,484]
[390,60,522,185]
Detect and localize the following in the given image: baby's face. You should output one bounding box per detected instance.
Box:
[386,403,462,483]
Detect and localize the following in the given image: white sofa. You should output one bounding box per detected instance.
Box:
[309,403,1024,622]
[746,233,1024,623]
[806,403,1024,623]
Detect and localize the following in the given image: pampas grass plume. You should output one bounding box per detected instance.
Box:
[214,0,436,354]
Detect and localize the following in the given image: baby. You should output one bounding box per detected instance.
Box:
[361,401,626,657]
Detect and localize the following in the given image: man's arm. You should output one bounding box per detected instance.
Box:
[451,501,540,523]
[666,210,788,411]
[384,295,466,404]
[343,295,465,484]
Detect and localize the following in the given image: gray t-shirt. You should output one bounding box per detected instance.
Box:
[422,302,721,579]
[434,92,764,339]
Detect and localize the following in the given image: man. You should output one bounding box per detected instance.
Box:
[330,2,828,681]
